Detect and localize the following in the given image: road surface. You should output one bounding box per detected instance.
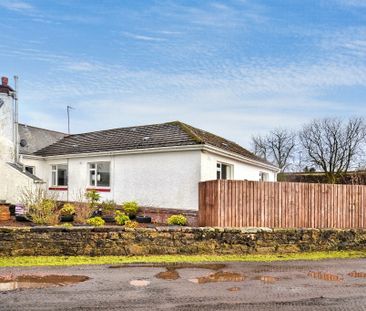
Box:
[1,258,366,310]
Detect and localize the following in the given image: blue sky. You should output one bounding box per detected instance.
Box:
[1,0,366,147]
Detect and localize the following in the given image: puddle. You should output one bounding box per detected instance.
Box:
[155,268,180,281]
[308,271,343,282]
[227,287,241,292]
[150,263,226,281]
[0,275,89,292]
[190,271,245,284]
[348,271,366,278]
[257,276,279,284]
[129,279,150,287]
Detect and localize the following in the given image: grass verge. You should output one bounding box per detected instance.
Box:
[0,251,365,267]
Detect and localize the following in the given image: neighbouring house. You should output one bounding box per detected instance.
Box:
[0,77,279,210]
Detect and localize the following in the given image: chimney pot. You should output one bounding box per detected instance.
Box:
[1,77,8,86]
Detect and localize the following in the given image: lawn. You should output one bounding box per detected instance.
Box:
[0,251,365,267]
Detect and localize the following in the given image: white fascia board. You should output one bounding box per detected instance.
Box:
[36,144,203,160]
[203,144,280,172]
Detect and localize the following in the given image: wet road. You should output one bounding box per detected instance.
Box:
[1,258,366,310]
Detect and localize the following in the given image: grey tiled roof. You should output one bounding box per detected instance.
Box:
[19,124,66,155]
[33,121,274,166]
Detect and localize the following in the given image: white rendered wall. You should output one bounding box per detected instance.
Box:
[20,149,277,210]
[0,162,42,204]
[21,157,47,179]
[41,150,202,210]
[0,92,14,162]
[200,150,277,182]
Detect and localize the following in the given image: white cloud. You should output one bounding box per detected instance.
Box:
[122,32,166,42]
[337,0,366,7]
[0,1,33,12]
[64,61,101,72]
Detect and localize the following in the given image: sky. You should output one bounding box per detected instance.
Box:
[1,0,366,148]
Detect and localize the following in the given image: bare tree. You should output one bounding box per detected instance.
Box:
[299,117,366,183]
[252,129,296,172]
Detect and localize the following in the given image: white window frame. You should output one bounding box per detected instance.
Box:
[88,161,111,188]
[259,171,269,182]
[217,162,233,180]
[51,164,68,187]
[25,166,35,175]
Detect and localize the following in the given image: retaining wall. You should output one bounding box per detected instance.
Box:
[1,227,366,256]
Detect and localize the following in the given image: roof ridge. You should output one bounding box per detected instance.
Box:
[181,122,241,146]
[66,120,180,137]
[168,121,204,144]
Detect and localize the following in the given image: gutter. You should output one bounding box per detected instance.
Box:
[30,145,204,160]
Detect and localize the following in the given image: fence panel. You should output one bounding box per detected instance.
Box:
[198,180,366,228]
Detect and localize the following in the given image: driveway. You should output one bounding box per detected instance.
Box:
[1,258,366,310]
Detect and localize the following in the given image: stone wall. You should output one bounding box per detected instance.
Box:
[1,227,366,256]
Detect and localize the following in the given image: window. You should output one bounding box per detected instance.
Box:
[25,166,35,175]
[51,164,68,186]
[259,171,269,182]
[217,162,232,180]
[89,162,110,187]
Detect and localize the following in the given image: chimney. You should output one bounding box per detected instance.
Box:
[1,77,8,86]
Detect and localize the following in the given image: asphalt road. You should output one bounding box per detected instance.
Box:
[1,258,366,310]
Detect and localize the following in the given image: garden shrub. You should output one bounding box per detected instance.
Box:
[20,186,59,225]
[123,201,139,217]
[167,214,188,226]
[115,211,130,225]
[29,199,59,225]
[100,200,117,215]
[74,203,91,224]
[70,191,92,224]
[86,216,105,227]
[60,203,76,216]
[124,220,139,228]
[85,190,100,209]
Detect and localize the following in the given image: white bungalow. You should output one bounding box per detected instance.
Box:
[0,77,279,211]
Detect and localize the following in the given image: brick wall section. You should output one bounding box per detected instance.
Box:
[61,202,199,226]
[141,207,198,226]
[1,227,366,256]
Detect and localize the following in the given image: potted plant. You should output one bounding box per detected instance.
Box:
[122,201,139,220]
[86,190,102,217]
[100,200,117,223]
[60,203,75,222]
[114,211,130,225]
[136,205,152,224]
[0,203,11,222]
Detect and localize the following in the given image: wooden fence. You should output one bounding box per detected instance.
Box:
[198,180,366,228]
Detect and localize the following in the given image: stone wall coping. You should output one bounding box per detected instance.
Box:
[0,226,363,234]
